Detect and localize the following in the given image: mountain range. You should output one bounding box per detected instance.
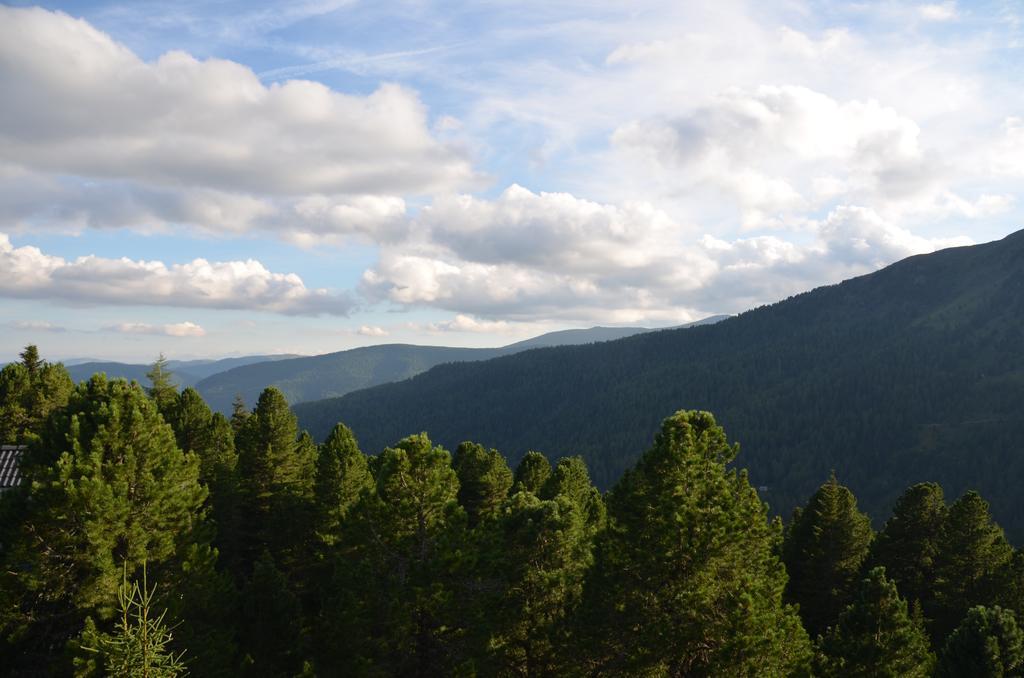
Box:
[293,230,1024,542]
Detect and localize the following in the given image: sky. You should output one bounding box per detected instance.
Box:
[0,0,1022,362]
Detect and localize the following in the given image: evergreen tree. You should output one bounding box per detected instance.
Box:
[313,423,372,547]
[867,482,947,617]
[577,410,811,676]
[540,455,606,536]
[933,491,1015,640]
[936,605,1023,678]
[783,473,874,637]
[146,353,178,416]
[234,387,315,571]
[0,345,74,444]
[512,450,551,495]
[230,393,250,433]
[452,441,513,525]
[239,552,303,677]
[77,564,188,678]
[330,433,465,676]
[816,566,934,677]
[0,376,207,674]
[480,490,593,676]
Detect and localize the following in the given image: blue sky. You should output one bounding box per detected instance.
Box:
[0,0,1022,361]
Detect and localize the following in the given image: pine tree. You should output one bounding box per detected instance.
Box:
[77,564,188,678]
[230,394,250,433]
[234,387,314,571]
[313,423,372,547]
[452,441,513,525]
[512,450,551,494]
[146,353,178,416]
[936,605,1023,677]
[783,473,874,637]
[0,376,207,674]
[329,433,465,675]
[0,345,74,444]
[480,490,594,676]
[540,455,605,536]
[239,552,303,677]
[933,491,1015,641]
[867,482,947,617]
[816,567,934,677]
[576,410,811,676]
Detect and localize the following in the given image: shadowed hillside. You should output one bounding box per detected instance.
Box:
[295,231,1024,541]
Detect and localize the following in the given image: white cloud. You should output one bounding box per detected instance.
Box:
[0,6,471,240]
[11,320,66,333]
[108,321,207,337]
[919,3,958,22]
[361,185,971,321]
[356,325,389,337]
[0,234,354,316]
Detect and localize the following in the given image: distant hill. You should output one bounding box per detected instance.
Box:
[65,355,298,388]
[193,320,725,414]
[294,231,1024,542]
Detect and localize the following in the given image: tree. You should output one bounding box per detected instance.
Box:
[313,423,372,547]
[234,387,315,572]
[230,394,250,433]
[0,376,206,674]
[452,441,512,526]
[782,473,874,637]
[239,552,303,677]
[146,353,178,415]
[816,567,934,677]
[577,410,811,676]
[867,482,947,617]
[933,491,1015,640]
[936,605,1023,678]
[480,491,593,676]
[77,564,188,678]
[0,345,74,444]
[512,451,551,495]
[540,455,605,537]
[328,433,466,676]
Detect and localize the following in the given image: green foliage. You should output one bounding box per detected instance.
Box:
[0,376,206,673]
[867,482,947,616]
[512,450,551,495]
[577,410,811,676]
[479,491,593,676]
[816,567,934,677]
[452,441,513,525]
[933,491,1015,640]
[313,422,372,546]
[937,606,1024,677]
[294,231,1024,542]
[0,344,74,444]
[327,433,466,675]
[240,552,303,677]
[78,564,188,678]
[783,473,874,637]
[146,353,179,416]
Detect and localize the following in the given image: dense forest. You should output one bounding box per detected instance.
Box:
[2,347,1023,676]
[294,230,1024,542]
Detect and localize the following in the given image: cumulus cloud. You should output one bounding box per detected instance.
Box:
[611,85,955,227]
[0,6,470,240]
[108,322,207,337]
[361,185,970,321]
[0,234,354,316]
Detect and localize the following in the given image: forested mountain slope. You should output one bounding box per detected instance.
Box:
[65,355,296,387]
[295,230,1024,541]
[194,323,723,414]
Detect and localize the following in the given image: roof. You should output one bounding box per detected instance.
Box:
[0,445,27,491]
